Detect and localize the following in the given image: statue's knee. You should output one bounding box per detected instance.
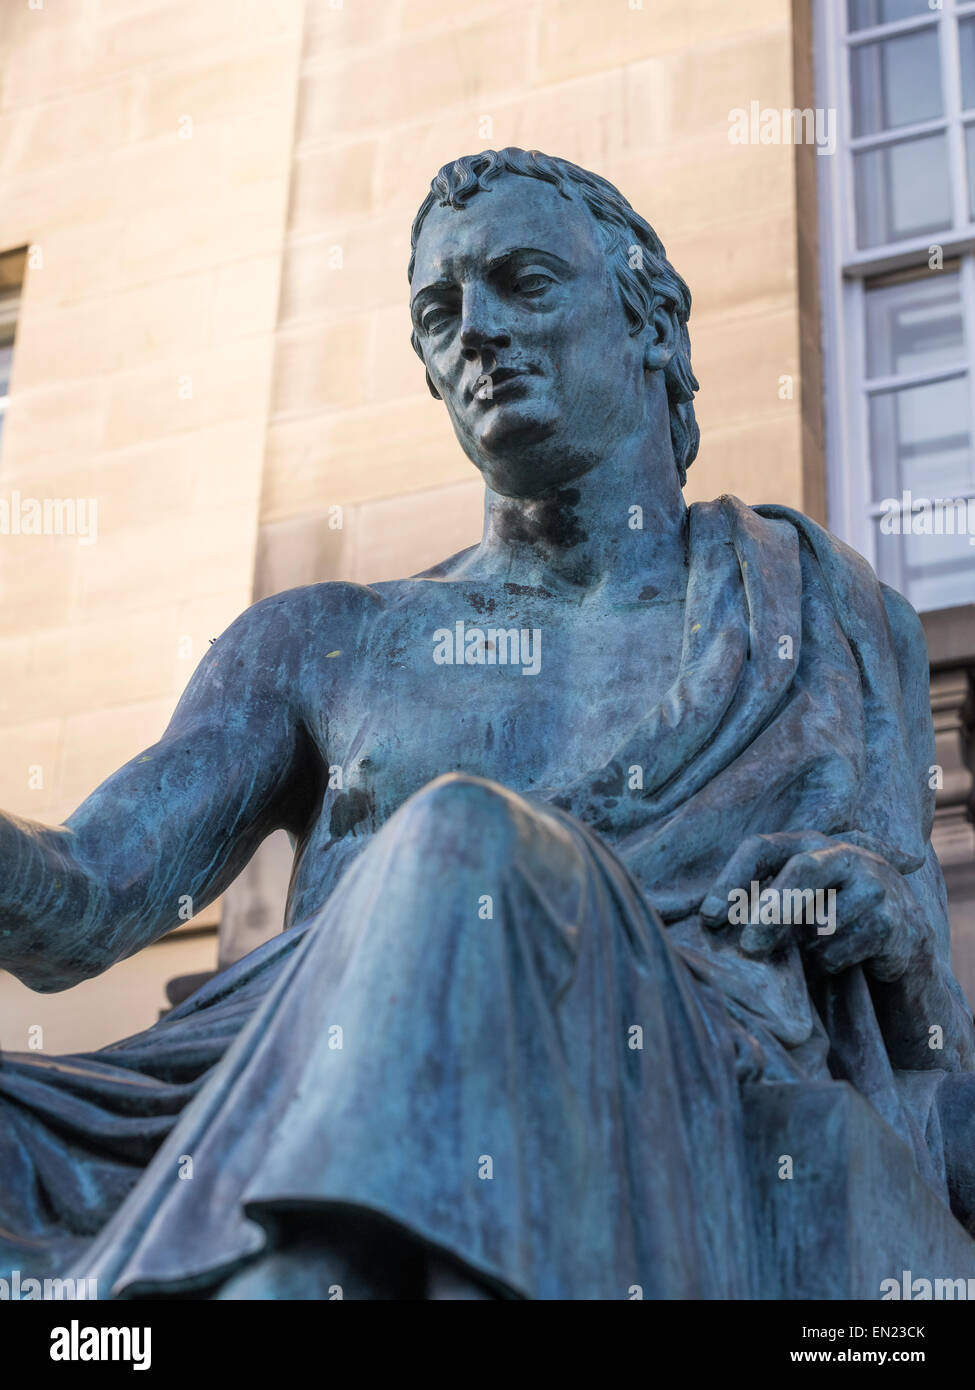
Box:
[372,775,581,898]
[410,772,517,819]
[395,773,524,847]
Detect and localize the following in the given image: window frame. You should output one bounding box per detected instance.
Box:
[816,0,975,600]
[0,295,19,447]
[0,247,25,448]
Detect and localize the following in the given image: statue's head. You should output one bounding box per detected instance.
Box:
[408,148,699,499]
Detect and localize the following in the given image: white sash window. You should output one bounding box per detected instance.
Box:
[817,0,975,610]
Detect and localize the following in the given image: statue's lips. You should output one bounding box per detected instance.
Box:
[471,368,535,404]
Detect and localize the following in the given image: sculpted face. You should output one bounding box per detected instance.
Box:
[410,177,651,498]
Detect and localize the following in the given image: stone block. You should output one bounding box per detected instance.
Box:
[611,136,795,248]
[121,176,289,283]
[296,16,531,141]
[660,29,793,141]
[261,395,468,522]
[272,316,372,416]
[277,218,408,323]
[101,335,274,450]
[534,0,789,87]
[289,139,379,230]
[0,534,81,638]
[0,716,62,817]
[351,478,482,583]
[692,308,799,432]
[683,414,803,511]
[675,207,798,328]
[1,379,104,464]
[134,45,297,145]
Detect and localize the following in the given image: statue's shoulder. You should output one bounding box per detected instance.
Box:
[730,496,870,580]
[736,496,928,670]
[211,580,387,672]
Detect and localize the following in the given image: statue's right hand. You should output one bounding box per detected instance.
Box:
[699,829,928,983]
[699,831,835,929]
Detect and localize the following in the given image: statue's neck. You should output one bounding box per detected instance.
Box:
[463,435,690,599]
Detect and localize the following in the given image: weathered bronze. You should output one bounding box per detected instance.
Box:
[2,150,974,1299]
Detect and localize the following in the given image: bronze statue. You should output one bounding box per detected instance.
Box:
[1,150,973,1299]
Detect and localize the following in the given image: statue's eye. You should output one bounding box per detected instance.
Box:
[512,272,553,297]
[421,305,455,334]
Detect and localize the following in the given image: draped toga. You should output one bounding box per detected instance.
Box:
[1,496,971,1298]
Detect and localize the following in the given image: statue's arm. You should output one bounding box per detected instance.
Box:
[870,842,975,1070]
[702,580,975,1069]
[0,590,326,994]
[868,584,975,1070]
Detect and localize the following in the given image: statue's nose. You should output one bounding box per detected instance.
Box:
[459,286,510,361]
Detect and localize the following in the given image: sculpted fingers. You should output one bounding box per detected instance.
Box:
[803,906,888,974]
[737,843,919,982]
[738,845,882,958]
[700,830,833,930]
[700,825,926,980]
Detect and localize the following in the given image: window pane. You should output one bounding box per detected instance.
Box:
[854,133,952,247]
[865,270,964,378]
[870,374,975,611]
[873,522,975,610]
[869,375,973,500]
[902,565,975,611]
[849,0,934,30]
[962,18,975,111]
[965,123,975,220]
[901,518,975,571]
[851,30,942,137]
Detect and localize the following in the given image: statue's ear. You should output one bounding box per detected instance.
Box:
[425,368,442,402]
[643,300,678,373]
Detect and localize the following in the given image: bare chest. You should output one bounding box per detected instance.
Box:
[315,591,686,809]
